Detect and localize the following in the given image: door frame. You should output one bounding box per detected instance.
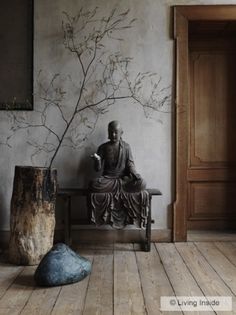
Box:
[173,5,236,241]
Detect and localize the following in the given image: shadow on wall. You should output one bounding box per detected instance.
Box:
[0,189,11,247]
[55,144,99,227]
[56,144,98,188]
[76,144,101,188]
[167,203,173,230]
[0,190,7,231]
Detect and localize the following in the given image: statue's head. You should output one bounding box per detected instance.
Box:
[108,120,123,143]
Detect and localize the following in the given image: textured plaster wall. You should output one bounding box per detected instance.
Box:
[0,0,236,233]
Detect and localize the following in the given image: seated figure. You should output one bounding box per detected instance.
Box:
[89,120,149,229]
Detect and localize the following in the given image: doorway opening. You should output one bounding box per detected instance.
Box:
[173,6,236,241]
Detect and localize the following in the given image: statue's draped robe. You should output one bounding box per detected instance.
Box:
[89,140,149,229]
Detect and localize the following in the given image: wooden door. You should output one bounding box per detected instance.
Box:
[188,31,236,229]
[174,6,236,241]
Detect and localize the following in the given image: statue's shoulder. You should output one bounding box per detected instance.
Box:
[121,140,131,150]
[98,141,110,151]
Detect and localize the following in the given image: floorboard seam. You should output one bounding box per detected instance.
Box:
[134,243,148,315]
[194,242,236,297]
[174,243,217,314]
[154,243,184,315]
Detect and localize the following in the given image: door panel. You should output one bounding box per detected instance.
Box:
[189,182,236,216]
[190,52,236,166]
[174,6,236,241]
[188,38,236,229]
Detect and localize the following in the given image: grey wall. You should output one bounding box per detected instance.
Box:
[0,0,236,234]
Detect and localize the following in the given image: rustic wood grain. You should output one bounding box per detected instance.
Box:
[0,241,235,314]
[8,166,57,265]
[156,243,214,315]
[136,243,181,315]
[0,262,23,300]
[82,249,113,315]
[176,242,236,314]
[21,286,61,315]
[174,5,236,240]
[0,266,36,315]
[114,243,146,315]
[195,242,236,295]
[51,251,94,315]
[214,242,236,267]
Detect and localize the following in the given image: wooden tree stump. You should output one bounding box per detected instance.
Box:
[8,166,57,265]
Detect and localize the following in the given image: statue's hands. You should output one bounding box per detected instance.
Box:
[131,173,141,181]
[90,153,101,161]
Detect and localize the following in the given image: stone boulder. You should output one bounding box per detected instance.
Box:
[34,243,91,286]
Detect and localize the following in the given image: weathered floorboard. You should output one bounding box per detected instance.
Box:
[0,242,235,314]
[214,242,236,266]
[21,286,61,315]
[156,243,214,315]
[0,266,36,315]
[195,242,236,295]
[0,261,23,300]
[82,249,113,315]
[51,249,93,315]
[176,242,236,315]
[136,243,182,315]
[114,243,146,315]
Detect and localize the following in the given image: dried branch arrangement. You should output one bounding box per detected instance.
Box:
[1,7,171,168]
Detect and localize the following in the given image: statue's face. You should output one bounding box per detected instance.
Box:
[108,124,122,143]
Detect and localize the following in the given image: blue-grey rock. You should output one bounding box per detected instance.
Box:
[34,243,91,286]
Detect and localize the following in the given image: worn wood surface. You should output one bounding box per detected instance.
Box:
[173,6,189,242]
[195,242,236,295]
[0,242,235,314]
[173,5,236,241]
[188,230,236,242]
[0,262,23,300]
[176,242,236,314]
[114,243,146,315]
[136,243,181,315]
[8,166,57,265]
[51,249,94,315]
[83,249,113,315]
[188,36,236,230]
[0,266,36,315]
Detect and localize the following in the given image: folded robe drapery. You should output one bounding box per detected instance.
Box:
[89,139,149,229]
[89,178,149,229]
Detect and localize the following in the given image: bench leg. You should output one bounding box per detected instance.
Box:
[144,194,152,252]
[64,196,71,246]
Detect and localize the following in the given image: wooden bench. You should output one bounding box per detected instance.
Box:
[57,187,162,251]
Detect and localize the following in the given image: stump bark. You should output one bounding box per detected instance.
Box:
[8,166,57,265]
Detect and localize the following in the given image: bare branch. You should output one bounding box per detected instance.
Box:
[1,6,171,168]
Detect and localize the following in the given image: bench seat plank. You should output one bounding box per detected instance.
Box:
[57,187,162,251]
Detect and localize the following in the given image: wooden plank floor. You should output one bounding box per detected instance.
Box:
[0,242,236,314]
